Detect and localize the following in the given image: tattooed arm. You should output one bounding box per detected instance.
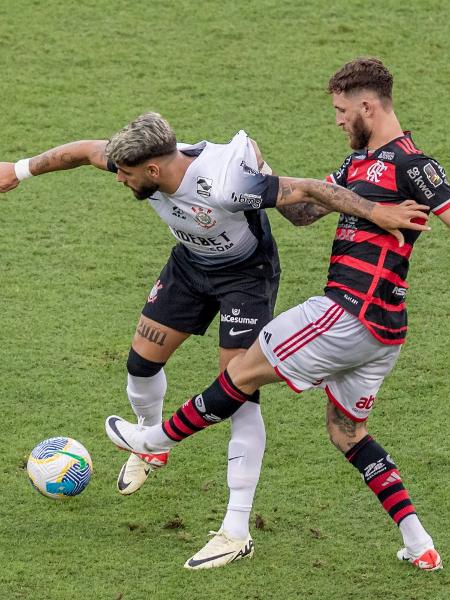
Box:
[276,177,430,244]
[277,201,330,226]
[0,140,108,193]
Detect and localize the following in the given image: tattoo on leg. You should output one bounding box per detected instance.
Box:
[137,319,167,347]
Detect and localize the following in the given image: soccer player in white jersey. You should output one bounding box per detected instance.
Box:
[105,58,447,572]
[0,111,429,570]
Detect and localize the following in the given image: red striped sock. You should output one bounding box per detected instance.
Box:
[162,369,256,442]
[346,435,416,525]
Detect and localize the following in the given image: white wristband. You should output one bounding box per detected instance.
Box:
[14,158,33,181]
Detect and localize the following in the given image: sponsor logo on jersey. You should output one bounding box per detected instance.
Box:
[147,279,163,303]
[343,293,359,306]
[423,162,443,187]
[196,176,213,197]
[378,151,395,161]
[221,313,258,325]
[407,166,435,199]
[338,214,358,229]
[191,206,216,228]
[392,286,407,299]
[172,206,186,219]
[231,191,262,209]
[366,160,388,183]
[171,227,233,252]
[239,160,260,176]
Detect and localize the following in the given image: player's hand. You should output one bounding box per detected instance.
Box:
[371,200,430,247]
[0,162,20,193]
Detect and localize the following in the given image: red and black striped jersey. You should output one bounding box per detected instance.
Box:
[325,132,450,345]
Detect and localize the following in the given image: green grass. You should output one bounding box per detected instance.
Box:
[1,1,449,598]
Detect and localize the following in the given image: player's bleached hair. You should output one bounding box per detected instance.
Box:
[106,112,177,166]
[327,57,393,102]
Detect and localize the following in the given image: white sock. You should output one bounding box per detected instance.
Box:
[399,514,433,556]
[221,401,266,539]
[127,371,167,426]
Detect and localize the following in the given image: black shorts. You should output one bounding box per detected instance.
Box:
[142,244,280,349]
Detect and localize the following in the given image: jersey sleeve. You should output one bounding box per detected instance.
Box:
[326,154,353,186]
[403,156,450,215]
[106,158,118,173]
[218,131,279,212]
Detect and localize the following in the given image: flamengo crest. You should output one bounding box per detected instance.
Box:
[366,160,388,183]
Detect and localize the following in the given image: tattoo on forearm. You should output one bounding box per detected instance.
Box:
[277,202,328,225]
[307,180,374,220]
[137,319,167,346]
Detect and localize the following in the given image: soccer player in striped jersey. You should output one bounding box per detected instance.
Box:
[106,58,448,571]
[0,108,425,571]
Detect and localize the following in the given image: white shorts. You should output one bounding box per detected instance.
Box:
[259,296,401,421]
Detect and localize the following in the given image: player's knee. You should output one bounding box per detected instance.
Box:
[127,347,165,377]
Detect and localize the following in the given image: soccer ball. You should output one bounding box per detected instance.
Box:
[27,437,93,499]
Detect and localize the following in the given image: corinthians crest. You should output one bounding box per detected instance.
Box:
[191,206,216,229]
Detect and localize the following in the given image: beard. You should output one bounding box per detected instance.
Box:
[348,114,371,150]
[132,183,160,200]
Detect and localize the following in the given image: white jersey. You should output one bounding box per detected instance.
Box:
[146,130,278,267]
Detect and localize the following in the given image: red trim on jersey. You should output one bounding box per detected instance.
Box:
[395,138,421,155]
[218,372,247,403]
[434,198,450,215]
[274,366,304,393]
[330,255,408,288]
[326,174,334,183]
[325,281,406,312]
[324,385,368,422]
[360,246,388,320]
[368,321,408,333]
[351,230,414,258]
[275,305,344,361]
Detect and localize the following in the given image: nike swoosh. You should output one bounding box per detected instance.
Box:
[229,328,253,336]
[117,464,150,491]
[187,551,235,568]
[107,417,132,450]
[228,455,245,462]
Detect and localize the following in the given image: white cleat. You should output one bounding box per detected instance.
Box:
[397,547,443,571]
[184,529,254,570]
[105,415,170,467]
[117,453,153,495]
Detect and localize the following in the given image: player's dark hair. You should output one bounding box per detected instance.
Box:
[327,58,393,101]
[106,112,177,166]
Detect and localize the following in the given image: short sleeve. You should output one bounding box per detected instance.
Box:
[403,156,450,215]
[220,133,280,211]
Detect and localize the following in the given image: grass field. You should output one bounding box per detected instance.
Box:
[1,1,449,599]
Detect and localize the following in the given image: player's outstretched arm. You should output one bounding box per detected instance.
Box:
[276,177,430,245]
[277,201,330,226]
[0,140,108,193]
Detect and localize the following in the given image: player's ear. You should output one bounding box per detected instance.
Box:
[361,100,375,117]
[146,162,160,178]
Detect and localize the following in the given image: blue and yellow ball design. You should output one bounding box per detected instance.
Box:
[27,437,93,498]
